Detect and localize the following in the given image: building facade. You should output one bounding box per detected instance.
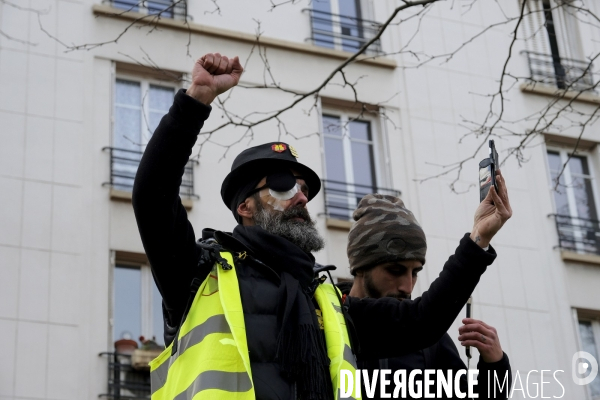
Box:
[0,0,599,398]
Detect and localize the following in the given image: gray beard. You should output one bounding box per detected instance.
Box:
[252,205,325,254]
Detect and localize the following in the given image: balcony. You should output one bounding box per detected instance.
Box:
[303,9,382,56]
[99,352,151,400]
[522,51,595,92]
[103,147,198,206]
[550,214,600,256]
[323,179,401,223]
[105,0,188,20]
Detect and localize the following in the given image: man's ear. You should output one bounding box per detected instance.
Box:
[237,199,253,220]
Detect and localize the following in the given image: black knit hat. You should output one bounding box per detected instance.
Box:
[220,142,321,222]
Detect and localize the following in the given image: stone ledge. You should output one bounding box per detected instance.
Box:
[92,4,396,69]
[110,188,193,210]
[561,250,600,266]
[326,218,354,231]
[520,83,600,105]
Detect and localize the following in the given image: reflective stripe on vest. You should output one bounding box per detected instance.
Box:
[315,284,361,399]
[150,314,231,393]
[150,252,360,400]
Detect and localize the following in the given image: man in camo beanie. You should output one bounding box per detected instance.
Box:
[347,194,426,274]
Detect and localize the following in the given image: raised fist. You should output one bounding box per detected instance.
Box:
[186,53,244,105]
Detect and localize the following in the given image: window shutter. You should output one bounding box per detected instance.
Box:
[552,0,584,62]
[523,0,550,56]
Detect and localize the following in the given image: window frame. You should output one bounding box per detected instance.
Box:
[546,148,600,218]
[319,107,388,219]
[546,147,600,253]
[522,0,592,91]
[109,253,164,347]
[574,310,600,400]
[108,0,187,20]
[112,73,180,150]
[308,0,381,55]
[327,0,363,52]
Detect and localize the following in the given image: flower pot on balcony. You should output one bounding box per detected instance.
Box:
[114,338,138,355]
[131,348,163,371]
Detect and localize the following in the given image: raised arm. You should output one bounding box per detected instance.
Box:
[132,54,243,326]
[348,171,512,357]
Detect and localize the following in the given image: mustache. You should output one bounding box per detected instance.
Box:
[281,206,312,223]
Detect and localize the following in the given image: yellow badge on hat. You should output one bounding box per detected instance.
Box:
[289,145,299,158]
[272,143,287,153]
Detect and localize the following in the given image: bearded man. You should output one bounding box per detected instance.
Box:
[132,52,512,400]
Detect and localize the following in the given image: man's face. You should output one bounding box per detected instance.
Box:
[248,169,325,253]
[252,170,310,214]
[361,260,423,300]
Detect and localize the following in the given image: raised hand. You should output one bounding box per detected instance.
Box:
[470,170,512,248]
[186,53,244,105]
[458,318,504,363]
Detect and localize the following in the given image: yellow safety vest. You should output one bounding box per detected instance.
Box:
[149,252,360,400]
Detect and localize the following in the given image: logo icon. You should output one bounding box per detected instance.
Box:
[572,351,598,386]
[289,145,299,158]
[272,144,287,153]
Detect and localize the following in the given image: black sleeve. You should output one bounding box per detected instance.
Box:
[476,353,512,399]
[347,233,496,358]
[435,333,512,399]
[132,89,212,327]
[435,333,468,370]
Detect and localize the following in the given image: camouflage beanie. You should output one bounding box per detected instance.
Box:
[347,194,427,274]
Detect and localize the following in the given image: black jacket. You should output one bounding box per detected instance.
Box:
[336,283,512,399]
[132,90,499,400]
[357,334,511,399]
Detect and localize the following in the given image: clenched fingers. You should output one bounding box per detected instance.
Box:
[215,55,229,75]
[458,318,503,363]
[496,171,512,216]
[462,318,494,330]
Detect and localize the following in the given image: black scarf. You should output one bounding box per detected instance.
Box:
[233,225,332,400]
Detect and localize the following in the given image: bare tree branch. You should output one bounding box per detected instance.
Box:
[39,0,190,52]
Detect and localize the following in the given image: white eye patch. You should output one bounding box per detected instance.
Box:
[260,183,302,211]
[269,183,299,200]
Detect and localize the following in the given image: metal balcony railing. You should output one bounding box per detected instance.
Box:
[99,352,151,400]
[522,51,595,92]
[550,214,600,256]
[323,179,401,220]
[102,147,198,198]
[303,9,383,55]
[107,0,188,20]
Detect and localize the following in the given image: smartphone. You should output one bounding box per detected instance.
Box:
[479,140,499,202]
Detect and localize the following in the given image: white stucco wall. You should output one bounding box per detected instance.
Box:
[0,0,598,399]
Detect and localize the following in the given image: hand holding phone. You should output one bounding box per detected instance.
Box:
[471,143,512,249]
[479,140,499,202]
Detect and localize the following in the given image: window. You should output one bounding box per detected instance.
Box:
[577,318,600,399]
[109,77,175,192]
[321,113,399,220]
[522,0,593,91]
[106,75,196,199]
[113,264,164,346]
[547,150,600,254]
[305,0,382,55]
[113,77,174,152]
[108,0,187,20]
